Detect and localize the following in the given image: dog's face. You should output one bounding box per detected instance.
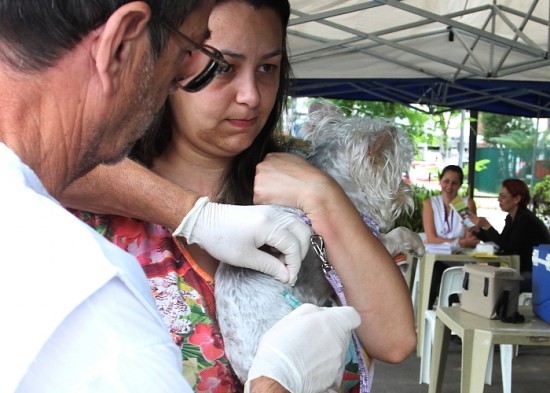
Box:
[302,101,415,232]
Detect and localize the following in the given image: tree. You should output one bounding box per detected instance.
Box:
[533,175,550,228]
[480,112,537,143]
[430,110,464,163]
[477,113,541,182]
[321,99,437,148]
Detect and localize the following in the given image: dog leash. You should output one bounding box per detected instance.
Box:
[311,234,370,393]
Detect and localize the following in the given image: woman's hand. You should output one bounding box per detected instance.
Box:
[253,152,345,216]
[467,212,492,231]
[460,229,480,247]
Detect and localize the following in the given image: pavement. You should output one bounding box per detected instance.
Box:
[371,340,550,392]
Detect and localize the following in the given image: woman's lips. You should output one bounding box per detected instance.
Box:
[227,118,256,128]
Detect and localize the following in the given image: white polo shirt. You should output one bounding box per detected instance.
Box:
[0,143,191,393]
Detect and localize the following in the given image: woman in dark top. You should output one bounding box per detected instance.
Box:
[470,178,550,292]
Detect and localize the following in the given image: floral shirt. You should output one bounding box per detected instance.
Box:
[73,211,370,393]
[73,211,241,393]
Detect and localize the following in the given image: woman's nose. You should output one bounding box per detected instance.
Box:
[235,73,261,107]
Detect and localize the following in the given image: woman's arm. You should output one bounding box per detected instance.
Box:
[469,212,500,243]
[422,198,443,244]
[253,153,416,364]
[62,159,311,283]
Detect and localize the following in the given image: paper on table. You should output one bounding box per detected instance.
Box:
[425,243,453,254]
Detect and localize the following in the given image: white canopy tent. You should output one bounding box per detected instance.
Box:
[287,0,550,117]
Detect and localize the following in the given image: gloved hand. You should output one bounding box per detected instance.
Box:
[245,304,361,393]
[379,226,425,257]
[173,197,311,284]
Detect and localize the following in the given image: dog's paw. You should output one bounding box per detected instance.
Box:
[380,227,425,257]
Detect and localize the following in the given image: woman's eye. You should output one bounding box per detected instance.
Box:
[259,64,277,73]
[221,63,234,74]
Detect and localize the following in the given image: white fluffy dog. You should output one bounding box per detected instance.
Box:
[215,101,425,383]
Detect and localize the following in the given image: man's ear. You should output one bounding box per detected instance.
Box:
[92,2,152,94]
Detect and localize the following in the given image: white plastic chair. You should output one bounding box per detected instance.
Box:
[519,291,532,306]
[419,266,465,384]
[410,233,426,314]
[497,292,532,393]
[399,253,418,292]
[411,260,420,315]
[420,271,531,391]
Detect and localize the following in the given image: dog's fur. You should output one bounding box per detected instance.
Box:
[215,101,423,383]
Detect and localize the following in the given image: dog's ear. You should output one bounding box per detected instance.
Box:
[308,99,342,116]
[368,132,388,157]
[368,125,397,157]
[308,100,325,115]
[301,100,343,137]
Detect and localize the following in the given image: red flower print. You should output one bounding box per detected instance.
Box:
[188,324,224,362]
[196,361,232,393]
[111,217,148,249]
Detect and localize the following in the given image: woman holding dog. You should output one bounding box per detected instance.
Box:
[64,0,416,390]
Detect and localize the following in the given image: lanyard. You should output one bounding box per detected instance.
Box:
[311,234,370,393]
[441,203,454,236]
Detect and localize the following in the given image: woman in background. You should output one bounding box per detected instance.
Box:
[423,165,479,248]
[470,178,550,292]
[422,165,479,307]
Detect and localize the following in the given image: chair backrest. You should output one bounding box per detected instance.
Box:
[400,253,418,291]
[518,292,532,306]
[437,266,464,307]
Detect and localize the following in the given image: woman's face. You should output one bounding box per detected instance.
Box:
[168,1,282,160]
[439,170,462,199]
[498,186,519,213]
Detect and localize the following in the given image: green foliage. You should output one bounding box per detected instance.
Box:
[325,99,436,153]
[488,128,550,179]
[428,110,465,161]
[533,175,550,219]
[489,129,545,150]
[481,112,537,144]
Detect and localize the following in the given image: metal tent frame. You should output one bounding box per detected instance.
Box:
[287,0,550,117]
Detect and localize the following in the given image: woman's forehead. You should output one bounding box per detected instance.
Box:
[208,2,282,47]
[442,172,460,181]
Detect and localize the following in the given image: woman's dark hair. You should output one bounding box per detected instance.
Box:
[439,165,465,185]
[502,178,531,208]
[131,0,292,205]
[0,0,206,71]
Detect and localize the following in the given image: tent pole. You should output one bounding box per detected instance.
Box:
[468,110,478,199]
[530,117,540,190]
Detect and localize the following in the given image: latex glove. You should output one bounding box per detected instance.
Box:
[173,197,311,284]
[245,304,361,393]
[380,226,425,257]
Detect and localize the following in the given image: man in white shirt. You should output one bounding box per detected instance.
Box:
[0,1,359,392]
